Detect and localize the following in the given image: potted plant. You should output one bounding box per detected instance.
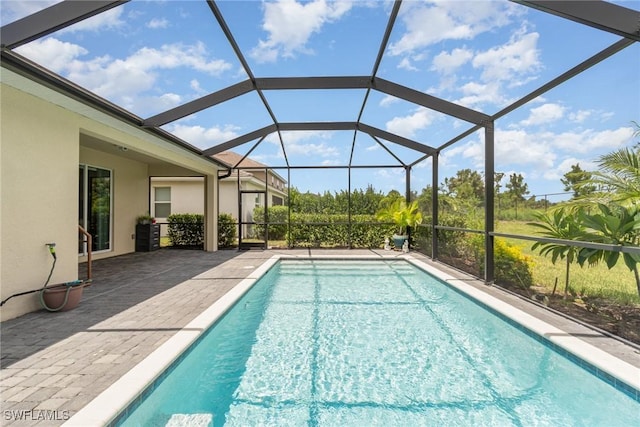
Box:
[136,213,155,225]
[136,213,160,251]
[375,199,423,249]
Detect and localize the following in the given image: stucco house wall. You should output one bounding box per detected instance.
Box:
[1,82,79,320]
[151,177,205,222]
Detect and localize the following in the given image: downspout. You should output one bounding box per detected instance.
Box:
[218,169,233,180]
[217,168,234,249]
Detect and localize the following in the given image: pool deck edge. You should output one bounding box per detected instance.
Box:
[62,257,281,427]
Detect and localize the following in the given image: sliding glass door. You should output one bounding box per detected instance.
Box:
[79,164,112,254]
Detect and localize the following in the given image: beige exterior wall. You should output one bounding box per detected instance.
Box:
[1,69,221,321]
[218,179,239,220]
[1,82,80,320]
[151,177,204,221]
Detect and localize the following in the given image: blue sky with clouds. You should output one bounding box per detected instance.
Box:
[2,0,639,198]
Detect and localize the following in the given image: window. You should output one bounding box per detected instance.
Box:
[79,164,111,254]
[154,187,171,218]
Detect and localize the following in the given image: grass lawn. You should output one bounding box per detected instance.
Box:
[496,221,639,304]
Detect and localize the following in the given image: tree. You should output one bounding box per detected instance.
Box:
[529,208,584,297]
[443,169,484,200]
[349,185,385,215]
[584,147,640,206]
[416,185,433,216]
[290,188,321,214]
[574,122,639,208]
[494,172,505,196]
[505,173,529,201]
[561,163,595,198]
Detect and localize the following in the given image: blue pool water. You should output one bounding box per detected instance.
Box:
[117,259,640,426]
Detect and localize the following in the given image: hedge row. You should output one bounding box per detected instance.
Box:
[167,214,204,247]
[287,214,397,248]
[218,213,237,248]
[252,207,397,248]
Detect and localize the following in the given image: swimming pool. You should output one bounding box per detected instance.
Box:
[106,258,639,426]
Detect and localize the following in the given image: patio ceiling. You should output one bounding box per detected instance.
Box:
[1,0,638,171]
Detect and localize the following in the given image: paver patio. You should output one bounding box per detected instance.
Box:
[1,248,638,426]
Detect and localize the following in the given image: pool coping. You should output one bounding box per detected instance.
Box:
[63,253,640,426]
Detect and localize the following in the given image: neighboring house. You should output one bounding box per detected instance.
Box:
[0,68,223,321]
[150,177,205,236]
[152,151,287,239]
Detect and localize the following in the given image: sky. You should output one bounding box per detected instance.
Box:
[2,0,639,200]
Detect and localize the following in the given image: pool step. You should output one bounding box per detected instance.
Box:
[165,413,213,427]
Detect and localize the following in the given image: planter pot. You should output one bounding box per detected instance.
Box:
[40,284,85,312]
[392,234,407,249]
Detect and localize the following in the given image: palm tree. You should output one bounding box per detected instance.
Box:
[529,208,584,297]
[576,122,640,208]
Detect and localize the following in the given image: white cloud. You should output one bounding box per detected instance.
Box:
[250,0,352,63]
[455,81,506,109]
[59,7,124,33]
[18,38,232,112]
[568,109,615,124]
[389,1,522,56]
[379,94,398,107]
[15,38,87,74]
[569,110,592,123]
[397,57,418,71]
[147,18,169,29]
[190,79,203,93]
[157,93,182,106]
[541,127,634,154]
[520,103,566,126]
[472,29,542,84]
[167,124,240,148]
[443,125,635,183]
[442,129,555,171]
[266,131,341,159]
[431,47,473,74]
[385,107,436,138]
[495,129,555,169]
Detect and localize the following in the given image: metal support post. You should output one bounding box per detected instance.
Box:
[484,121,495,285]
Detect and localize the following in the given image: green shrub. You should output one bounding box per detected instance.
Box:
[218,213,237,248]
[286,213,395,248]
[471,236,534,288]
[436,214,468,258]
[254,206,288,240]
[168,214,204,247]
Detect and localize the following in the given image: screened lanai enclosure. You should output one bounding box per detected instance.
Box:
[2,0,639,284]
